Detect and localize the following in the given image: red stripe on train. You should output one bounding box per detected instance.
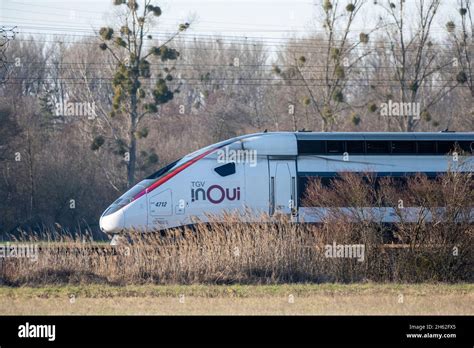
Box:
[132,147,219,201]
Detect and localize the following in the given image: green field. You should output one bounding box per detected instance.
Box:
[1,283,472,315]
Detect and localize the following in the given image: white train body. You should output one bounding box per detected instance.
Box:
[99,132,474,234]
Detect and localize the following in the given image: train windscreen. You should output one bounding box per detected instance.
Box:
[102,158,183,217]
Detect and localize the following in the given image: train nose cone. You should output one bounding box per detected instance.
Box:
[99,209,125,234]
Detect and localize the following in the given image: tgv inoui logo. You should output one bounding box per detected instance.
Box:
[191,181,240,204]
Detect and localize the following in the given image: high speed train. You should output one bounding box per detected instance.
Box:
[99,132,473,236]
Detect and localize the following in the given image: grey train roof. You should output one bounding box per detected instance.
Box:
[294,132,474,141]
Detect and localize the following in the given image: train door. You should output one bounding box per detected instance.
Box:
[268,160,297,216]
[147,188,174,229]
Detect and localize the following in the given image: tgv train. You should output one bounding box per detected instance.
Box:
[99,132,474,236]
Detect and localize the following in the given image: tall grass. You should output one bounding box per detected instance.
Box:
[1,172,472,285]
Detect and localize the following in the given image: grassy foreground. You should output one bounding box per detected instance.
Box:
[0,283,472,315]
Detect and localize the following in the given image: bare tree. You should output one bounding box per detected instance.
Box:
[446,0,473,97]
[373,0,461,131]
[93,0,189,187]
[273,0,377,131]
[0,26,16,84]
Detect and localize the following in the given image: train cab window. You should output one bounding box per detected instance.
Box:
[214,162,236,177]
[366,141,390,154]
[437,141,456,154]
[346,141,365,154]
[146,158,181,180]
[327,141,345,154]
[391,141,416,154]
[417,141,436,154]
[102,180,153,217]
[297,140,326,154]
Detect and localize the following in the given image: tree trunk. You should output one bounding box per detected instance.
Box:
[127,78,139,188]
[26,129,35,218]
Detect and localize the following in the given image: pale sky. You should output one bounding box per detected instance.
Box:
[0,0,462,42]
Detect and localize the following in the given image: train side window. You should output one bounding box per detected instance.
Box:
[297,140,326,154]
[437,141,456,154]
[417,141,436,154]
[458,141,473,154]
[346,141,365,154]
[214,162,236,177]
[392,141,416,154]
[366,141,390,154]
[327,141,344,154]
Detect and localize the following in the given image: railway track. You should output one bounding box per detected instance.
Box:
[0,242,449,258]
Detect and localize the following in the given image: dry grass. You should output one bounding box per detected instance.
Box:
[1,217,471,285]
[0,171,472,285]
[0,284,472,315]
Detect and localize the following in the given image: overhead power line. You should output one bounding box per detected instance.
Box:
[7,36,461,58]
[1,21,461,45]
[3,80,465,88]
